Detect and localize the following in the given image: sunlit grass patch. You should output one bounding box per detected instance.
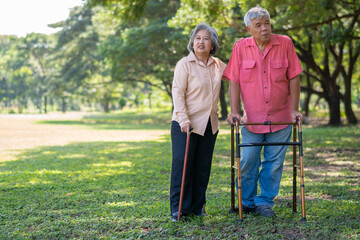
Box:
[36,110,173,130]
[0,111,359,239]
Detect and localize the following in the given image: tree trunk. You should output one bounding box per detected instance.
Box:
[18,103,22,114]
[342,70,358,124]
[343,98,357,124]
[303,91,311,117]
[303,64,312,117]
[148,91,152,109]
[219,81,228,120]
[294,38,343,126]
[325,93,341,125]
[103,100,110,113]
[343,77,358,124]
[44,96,47,114]
[62,97,67,113]
[50,97,54,112]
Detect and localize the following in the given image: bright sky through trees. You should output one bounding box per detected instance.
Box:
[0,0,83,37]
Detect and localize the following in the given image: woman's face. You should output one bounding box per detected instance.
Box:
[193,29,213,57]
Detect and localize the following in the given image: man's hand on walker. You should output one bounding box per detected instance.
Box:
[227,112,241,125]
[291,111,304,123]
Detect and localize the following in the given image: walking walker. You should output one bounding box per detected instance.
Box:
[229,117,306,222]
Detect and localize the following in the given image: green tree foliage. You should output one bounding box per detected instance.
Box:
[168,1,245,119]
[1,0,359,122]
[0,36,34,113]
[92,0,188,99]
[49,4,101,112]
[171,0,360,125]
[257,0,360,124]
[90,0,149,22]
[0,36,15,110]
[22,33,56,113]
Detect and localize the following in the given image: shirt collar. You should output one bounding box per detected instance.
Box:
[186,51,214,66]
[246,34,280,48]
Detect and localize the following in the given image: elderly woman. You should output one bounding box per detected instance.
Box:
[170,23,226,222]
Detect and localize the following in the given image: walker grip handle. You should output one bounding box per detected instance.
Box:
[232,117,239,124]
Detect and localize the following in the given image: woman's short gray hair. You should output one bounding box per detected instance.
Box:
[244,7,270,26]
[187,23,219,56]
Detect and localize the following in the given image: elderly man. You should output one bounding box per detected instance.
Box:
[223,6,303,217]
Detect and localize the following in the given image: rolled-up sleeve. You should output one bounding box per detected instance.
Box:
[172,60,190,126]
[223,42,241,84]
[286,39,303,80]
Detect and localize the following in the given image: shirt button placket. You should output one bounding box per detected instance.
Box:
[264,85,269,119]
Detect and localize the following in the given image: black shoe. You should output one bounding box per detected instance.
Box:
[232,205,255,213]
[255,205,276,217]
[194,212,209,217]
[171,212,180,222]
[194,204,208,217]
[171,212,191,222]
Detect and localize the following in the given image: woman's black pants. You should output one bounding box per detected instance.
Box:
[170,120,218,215]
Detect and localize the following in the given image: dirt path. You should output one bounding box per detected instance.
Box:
[0,112,169,161]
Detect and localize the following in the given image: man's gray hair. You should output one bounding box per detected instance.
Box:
[187,23,220,56]
[244,7,270,26]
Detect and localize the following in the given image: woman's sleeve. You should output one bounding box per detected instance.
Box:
[172,60,190,126]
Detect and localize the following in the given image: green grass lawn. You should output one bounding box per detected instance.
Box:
[0,110,359,239]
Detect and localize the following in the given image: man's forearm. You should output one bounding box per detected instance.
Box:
[229,80,240,114]
[289,75,300,112]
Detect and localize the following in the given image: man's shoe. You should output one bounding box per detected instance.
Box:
[232,205,255,213]
[255,205,276,217]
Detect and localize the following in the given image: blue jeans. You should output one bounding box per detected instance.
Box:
[240,125,292,208]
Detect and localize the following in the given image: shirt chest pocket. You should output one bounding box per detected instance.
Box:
[240,60,256,83]
[270,60,288,81]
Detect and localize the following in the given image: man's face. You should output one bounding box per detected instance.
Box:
[247,16,272,45]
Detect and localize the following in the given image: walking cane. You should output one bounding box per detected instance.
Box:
[178,127,192,221]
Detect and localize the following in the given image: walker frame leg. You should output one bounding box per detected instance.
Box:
[235,121,243,222]
[292,124,297,213]
[298,121,307,222]
[229,118,307,222]
[230,124,235,213]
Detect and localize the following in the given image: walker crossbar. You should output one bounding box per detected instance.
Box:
[238,142,300,147]
[230,117,306,222]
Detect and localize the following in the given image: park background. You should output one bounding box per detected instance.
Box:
[0,0,359,239]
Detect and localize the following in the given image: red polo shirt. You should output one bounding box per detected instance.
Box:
[223,34,302,133]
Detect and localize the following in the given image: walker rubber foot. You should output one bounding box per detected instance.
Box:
[301,217,307,222]
[238,219,244,223]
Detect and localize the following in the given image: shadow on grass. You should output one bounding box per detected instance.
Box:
[0,137,174,239]
[0,125,359,239]
[214,130,360,198]
[209,126,360,239]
